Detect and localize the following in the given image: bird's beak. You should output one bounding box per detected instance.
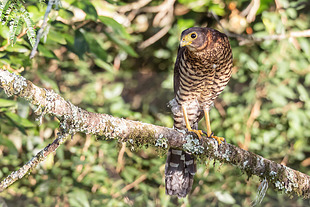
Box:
[180,35,192,47]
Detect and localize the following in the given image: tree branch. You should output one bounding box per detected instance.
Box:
[210,11,310,45]
[0,68,310,199]
[30,0,61,59]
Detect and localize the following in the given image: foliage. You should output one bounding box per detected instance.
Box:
[0,0,36,47]
[0,0,310,206]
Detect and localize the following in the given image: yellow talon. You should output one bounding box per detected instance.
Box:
[204,109,225,145]
[182,106,204,139]
[188,129,203,139]
[182,106,225,143]
[211,135,225,145]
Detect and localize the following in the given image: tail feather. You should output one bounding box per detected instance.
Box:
[165,148,196,198]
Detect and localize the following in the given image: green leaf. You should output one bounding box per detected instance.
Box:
[4,111,36,135]
[104,31,138,57]
[0,134,18,155]
[48,30,67,44]
[297,84,309,102]
[74,29,88,59]
[68,190,90,207]
[58,8,74,20]
[9,15,21,46]
[5,111,36,128]
[72,1,97,21]
[0,0,10,23]
[84,32,107,60]
[19,3,36,47]
[94,59,114,72]
[0,98,16,107]
[99,16,131,40]
[5,44,29,53]
[38,44,56,58]
[299,38,310,60]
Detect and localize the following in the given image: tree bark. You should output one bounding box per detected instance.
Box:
[0,68,310,199]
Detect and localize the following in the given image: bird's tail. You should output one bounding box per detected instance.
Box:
[165,148,196,198]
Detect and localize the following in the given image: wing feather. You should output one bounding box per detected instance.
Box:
[173,46,183,96]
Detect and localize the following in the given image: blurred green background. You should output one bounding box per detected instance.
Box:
[0,0,310,206]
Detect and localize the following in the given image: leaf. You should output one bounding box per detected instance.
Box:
[74,29,88,59]
[9,15,21,46]
[104,31,138,57]
[299,38,310,60]
[103,83,124,99]
[72,1,97,21]
[0,0,10,23]
[84,32,107,60]
[19,3,36,47]
[94,59,114,72]
[38,44,56,58]
[68,190,90,207]
[4,111,35,135]
[214,191,236,204]
[43,154,54,170]
[4,111,36,128]
[0,134,18,155]
[0,98,16,107]
[99,16,131,40]
[48,30,67,44]
[58,8,74,20]
[297,84,309,101]
[5,43,29,53]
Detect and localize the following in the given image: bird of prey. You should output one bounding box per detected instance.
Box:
[165,27,233,197]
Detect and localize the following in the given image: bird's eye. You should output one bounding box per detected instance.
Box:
[191,33,197,39]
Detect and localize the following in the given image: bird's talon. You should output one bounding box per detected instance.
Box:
[202,130,208,136]
[211,135,225,145]
[188,129,203,139]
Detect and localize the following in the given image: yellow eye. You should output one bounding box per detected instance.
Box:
[190,32,197,39]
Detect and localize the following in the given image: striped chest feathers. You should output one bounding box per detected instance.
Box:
[177,53,217,98]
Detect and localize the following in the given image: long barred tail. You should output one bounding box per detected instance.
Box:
[165,148,196,198]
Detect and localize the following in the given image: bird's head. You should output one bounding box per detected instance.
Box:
[180,27,207,51]
[180,27,228,52]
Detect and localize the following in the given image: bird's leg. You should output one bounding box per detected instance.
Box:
[204,109,225,145]
[182,105,204,138]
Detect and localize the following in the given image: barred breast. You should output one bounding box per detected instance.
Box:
[172,43,232,130]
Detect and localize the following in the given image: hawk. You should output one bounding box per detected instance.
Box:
[165,27,233,197]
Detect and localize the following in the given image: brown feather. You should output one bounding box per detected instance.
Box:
[166,27,233,197]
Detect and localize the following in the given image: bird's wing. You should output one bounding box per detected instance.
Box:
[173,46,182,96]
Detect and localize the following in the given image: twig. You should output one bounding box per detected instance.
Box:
[240,0,260,23]
[118,0,152,13]
[238,29,310,45]
[30,0,55,59]
[1,68,310,199]
[211,11,310,45]
[116,142,127,173]
[137,0,175,49]
[112,174,147,198]
[0,130,69,191]
[138,24,172,49]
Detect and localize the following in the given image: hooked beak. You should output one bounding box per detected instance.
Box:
[180,35,192,47]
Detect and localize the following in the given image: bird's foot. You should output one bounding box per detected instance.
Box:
[188,129,204,139]
[202,131,225,145]
[211,135,225,145]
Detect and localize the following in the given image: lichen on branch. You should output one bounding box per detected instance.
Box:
[0,68,310,199]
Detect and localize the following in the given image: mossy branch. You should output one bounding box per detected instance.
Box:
[0,68,310,199]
